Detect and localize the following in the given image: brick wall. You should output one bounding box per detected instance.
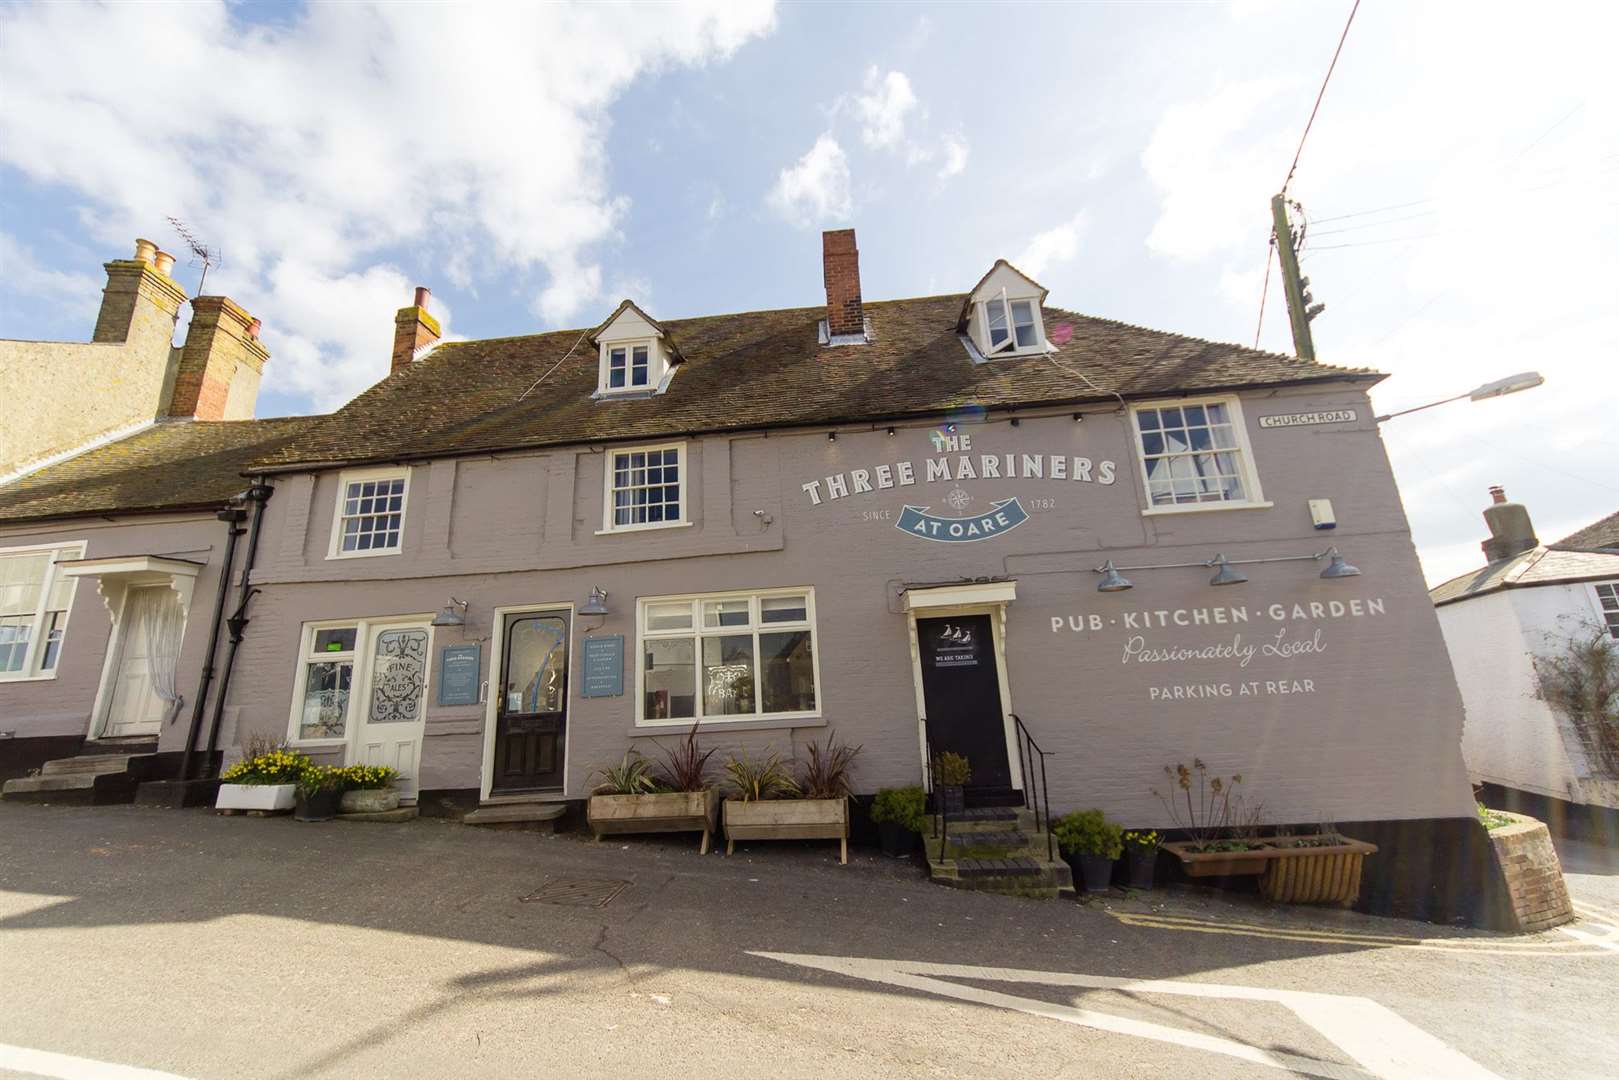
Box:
[1488,811,1574,932]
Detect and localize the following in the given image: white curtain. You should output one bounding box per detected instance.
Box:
[131,586,186,724]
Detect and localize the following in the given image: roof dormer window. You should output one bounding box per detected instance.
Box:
[591,299,682,399]
[958,260,1052,362]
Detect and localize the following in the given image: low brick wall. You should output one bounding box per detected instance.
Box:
[1489,811,1574,932]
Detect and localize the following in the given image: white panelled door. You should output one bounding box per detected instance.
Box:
[103,586,176,738]
[352,623,431,802]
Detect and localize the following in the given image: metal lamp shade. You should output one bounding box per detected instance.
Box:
[430,604,466,627]
[1207,555,1248,587]
[580,586,610,617]
[1096,561,1134,592]
[1320,549,1361,579]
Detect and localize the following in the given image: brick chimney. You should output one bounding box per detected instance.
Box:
[168,296,270,421]
[392,286,440,373]
[93,238,187,346]
[822,229,864,339]
[1481,485,1538,563]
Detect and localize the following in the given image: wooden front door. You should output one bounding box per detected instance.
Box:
[103,586,179,738]
[352,623,431,802]
[493,612,569,794]
[917,614,1013,790]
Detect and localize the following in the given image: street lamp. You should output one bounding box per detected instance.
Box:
[1375,371,1544,422]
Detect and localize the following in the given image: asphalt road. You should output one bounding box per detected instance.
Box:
[1,804,1615,1079]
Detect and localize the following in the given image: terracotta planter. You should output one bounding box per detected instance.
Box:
[1162,840,1272,877]
[216,783,296,813]
[340,788,401,815]
[588,789,721,854]
[1258,838,1378,906]
[724,797,849,864]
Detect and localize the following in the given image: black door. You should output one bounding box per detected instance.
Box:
[917,614,1013,790]
[493,613,569,793]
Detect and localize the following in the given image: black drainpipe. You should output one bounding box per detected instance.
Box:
[201,478,273,778]
[176,502,248,781]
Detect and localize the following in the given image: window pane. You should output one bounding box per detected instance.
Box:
[702,634,755,716]
[505,616,567,715]
[644,601,694,631]
[760,595,808,623]
[760,630,815,714]
[703,599,750,628]
[39,611,66,671]
[644,637,695,719]
[369,628,428,724]
[609,448,681,527]
[300,661,352,739]
[0,553,49,616]
[1011,300,1037,347]
[985,299,1008,345]
[314,627,357,654]
[0,618,32,672]
[631,345,650,386]
[1137,408,1162,431]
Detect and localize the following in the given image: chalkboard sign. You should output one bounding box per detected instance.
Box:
[581,635,624,698]
[437,643,482,706]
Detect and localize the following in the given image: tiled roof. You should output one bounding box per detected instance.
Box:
[0,417,320,524]
[1429,545,1619,605]
[1559,508,1619,551]
[251,293,1378,471]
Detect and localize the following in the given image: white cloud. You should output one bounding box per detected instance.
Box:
[0,232,101,322]
[767,134,853,227]
[0,0,775,409]
[1015,212,1089,279]
[854,68,918,150]
[936,133,970,179]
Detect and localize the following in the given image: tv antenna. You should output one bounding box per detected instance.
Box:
[166,216,221,297]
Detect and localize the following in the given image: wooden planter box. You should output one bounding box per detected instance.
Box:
[1164,835,1378,905]
[724,797,848,864]
[588,789,721,854]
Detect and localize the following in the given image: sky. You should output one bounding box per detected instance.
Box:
[0,0,1614,585]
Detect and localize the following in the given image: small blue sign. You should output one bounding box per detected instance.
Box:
[581,635,625,698]
[437,643,482,707]
[896,497,1030,543]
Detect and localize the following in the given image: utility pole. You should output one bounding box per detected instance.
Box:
[1270,194,1324,361]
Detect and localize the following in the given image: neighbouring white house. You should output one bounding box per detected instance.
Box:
[1431,488,1619,829]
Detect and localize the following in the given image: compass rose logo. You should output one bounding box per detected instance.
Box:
[944,487,973,513]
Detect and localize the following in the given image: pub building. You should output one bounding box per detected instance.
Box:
[1,230,1486,920]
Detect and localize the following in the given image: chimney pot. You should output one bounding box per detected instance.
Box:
[1489,485,1506,504]
[392,285,441,374]
[153,250,175,277]
[414,286,431,309]
[1481,486,1537,562]
[247,317,262,340]
[133,238,158,265]
[822,229,864,340]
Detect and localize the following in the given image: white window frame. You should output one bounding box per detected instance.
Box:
[599,441,690,534]
[1592,581,1619,640]
[1129,395,1272,516]
[0,541,85,682]
[326,466,410,560]
[977,289,1047,357]
[286,620,362,747]
[634,586,823,728]
[596,338,669,397]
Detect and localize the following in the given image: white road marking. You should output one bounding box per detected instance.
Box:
[0,1044,192,1080]
[753,952,1502,1080]
[1560,924,1619,953]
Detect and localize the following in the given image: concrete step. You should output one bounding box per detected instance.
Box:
[337,806,419,823]
[463,802,567,832]
[41,754,142,776]
[3,773,98,795]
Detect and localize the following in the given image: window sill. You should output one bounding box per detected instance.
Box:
[0,672,60,684]
[289,738,349,748]
[595,520,693,537]
[325,547,403,561]
[629,714,824,737]
[1140,500,1273,517]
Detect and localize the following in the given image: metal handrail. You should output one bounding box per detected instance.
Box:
[920,718,946,859]
[1012,714,1055,863]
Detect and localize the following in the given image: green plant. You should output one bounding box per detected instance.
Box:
[870,786,928,832]
[723,749,798,802]
[295,764,344,797]
[933,751,971,787]
[1151,759,1250,852]
[656,724,716,792]
[799,734,862,799]
[1122,829,1160,852]
[220,747,310,786]
[1053,809,1124,860]
[593,751,660,795]
[334,764,397,791]
[1477,803,1514,831]
[1533,627,1619,775]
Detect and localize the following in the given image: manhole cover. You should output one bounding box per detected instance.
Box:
[520,877,630,907]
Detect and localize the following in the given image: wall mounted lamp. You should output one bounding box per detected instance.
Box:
[580,586,610,617]
[430,597,469,627]
[827,432,837,442]
[1090,548,1360,592]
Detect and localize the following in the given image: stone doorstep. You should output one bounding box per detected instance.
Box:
[39,754,147,776]
[336,807,418,823]
[463,803,568,830]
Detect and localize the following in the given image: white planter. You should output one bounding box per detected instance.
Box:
[216,783,297,812]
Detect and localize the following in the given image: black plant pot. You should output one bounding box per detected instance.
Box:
[1125,848,1157,890]
[1076,854,1116,893]
[877,820,916,857]
[294,787,342,822]
[939,785,965,817]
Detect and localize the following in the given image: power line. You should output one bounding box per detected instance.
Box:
[1280,0,1361,195]
[1253,235,1275,349]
